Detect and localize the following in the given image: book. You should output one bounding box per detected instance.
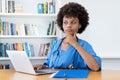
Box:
[38,44,45,56]
[1,0,7,13]
[19,24,25,36]
[0,19,3,35]
[1,43,5,57]
[43,2,48,14]
[0,64,3,69]
[0,43,3,57]
[0,0,2,12]
[29,44,35,57]
[24,42,31,57]
[52,70,89,78]
[8,0,15,13]
[10,23,15,35]
[14,3,23,13]
[37,3,44,14]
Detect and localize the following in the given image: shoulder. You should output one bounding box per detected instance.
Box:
[77,38,94,50]
[77,38,97,55]
[52,38,63,45]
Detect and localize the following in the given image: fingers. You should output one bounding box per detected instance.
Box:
[74,33,76,38]
[36,66,42,70]
[33,64,49,70]
[42,65,49,69]
[33,64,42,70]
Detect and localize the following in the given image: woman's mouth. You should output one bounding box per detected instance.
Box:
[66,29,72,32]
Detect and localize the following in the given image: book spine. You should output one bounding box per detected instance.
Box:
[8,0,15,13]
[37,3,44,14]
[0,0,2,12]
[1,0,7,13]
[0,64,3,69]
[11,23,15,35]
[1,43,5,57]
[0,19,3,35]
[14,3,23,13]
[30,44,35,57]
[0,43,3,57]
[24,42,31,57]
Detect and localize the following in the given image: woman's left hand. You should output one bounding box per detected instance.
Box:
[65,34,77,46]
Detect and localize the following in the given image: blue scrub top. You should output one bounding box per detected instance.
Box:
[43,38,101,70]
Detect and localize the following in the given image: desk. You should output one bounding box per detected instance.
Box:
[0,69,120,80]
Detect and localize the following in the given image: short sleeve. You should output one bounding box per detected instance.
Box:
[78,39,101,70]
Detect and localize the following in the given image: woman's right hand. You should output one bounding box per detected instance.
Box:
[33,64,48,70]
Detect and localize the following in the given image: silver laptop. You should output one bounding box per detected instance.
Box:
[6,50,56,75]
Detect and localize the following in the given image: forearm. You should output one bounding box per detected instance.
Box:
[73,42,100,71]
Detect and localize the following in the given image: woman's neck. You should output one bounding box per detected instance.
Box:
[60,38,70,51]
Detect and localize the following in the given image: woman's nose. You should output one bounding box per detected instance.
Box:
[66,23,72,28]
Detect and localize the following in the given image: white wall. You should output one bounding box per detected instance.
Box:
[80,0,120,58]
[102,58,120,70]
[75,0,120,58]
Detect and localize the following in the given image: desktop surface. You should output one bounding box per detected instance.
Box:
[0,69,120,80]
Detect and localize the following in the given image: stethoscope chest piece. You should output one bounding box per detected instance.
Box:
[68,64,74,69]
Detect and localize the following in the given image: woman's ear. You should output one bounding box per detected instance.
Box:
[79,25,81,29]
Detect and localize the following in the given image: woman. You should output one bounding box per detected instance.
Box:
[34,2,101,71]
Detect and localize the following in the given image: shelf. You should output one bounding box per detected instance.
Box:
[0,13,57,18]
[0,56,47,61]
[0,35,58,39]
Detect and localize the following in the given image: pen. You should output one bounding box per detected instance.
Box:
[64,74,67,80]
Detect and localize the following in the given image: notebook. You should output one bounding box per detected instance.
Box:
[52,70,89,78]
[6,50,56,75]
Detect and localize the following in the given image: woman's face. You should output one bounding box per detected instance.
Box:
[63,16,81,36]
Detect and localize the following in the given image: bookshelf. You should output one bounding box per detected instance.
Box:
[0,13,57,18]
[0,0,62,69]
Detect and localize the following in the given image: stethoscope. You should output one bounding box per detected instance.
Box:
[51,37,78,69]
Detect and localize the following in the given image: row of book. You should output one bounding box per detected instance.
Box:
[0,64,10,69]
[0,42,34,57]
[0,0,56,14]
[37,0,56,14]
[47,20,57,35]
[0,0,23,13]
[38,43,51,57]
[0,42,53,57]
[0,19,56,36]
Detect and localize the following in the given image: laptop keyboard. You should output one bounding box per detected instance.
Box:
[35,69,56,74]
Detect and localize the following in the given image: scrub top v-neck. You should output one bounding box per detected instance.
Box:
[51,45,76,68]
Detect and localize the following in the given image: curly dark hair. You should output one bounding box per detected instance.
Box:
[56,2,89,34]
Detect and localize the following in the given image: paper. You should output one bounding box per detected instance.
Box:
[52,70,89,78]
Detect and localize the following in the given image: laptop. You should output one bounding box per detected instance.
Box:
[6,50,56,75]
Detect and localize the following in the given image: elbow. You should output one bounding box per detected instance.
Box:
[91,66,100,71]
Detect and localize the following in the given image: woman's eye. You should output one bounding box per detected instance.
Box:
[71,21,77,24]
[63,22,67,25]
